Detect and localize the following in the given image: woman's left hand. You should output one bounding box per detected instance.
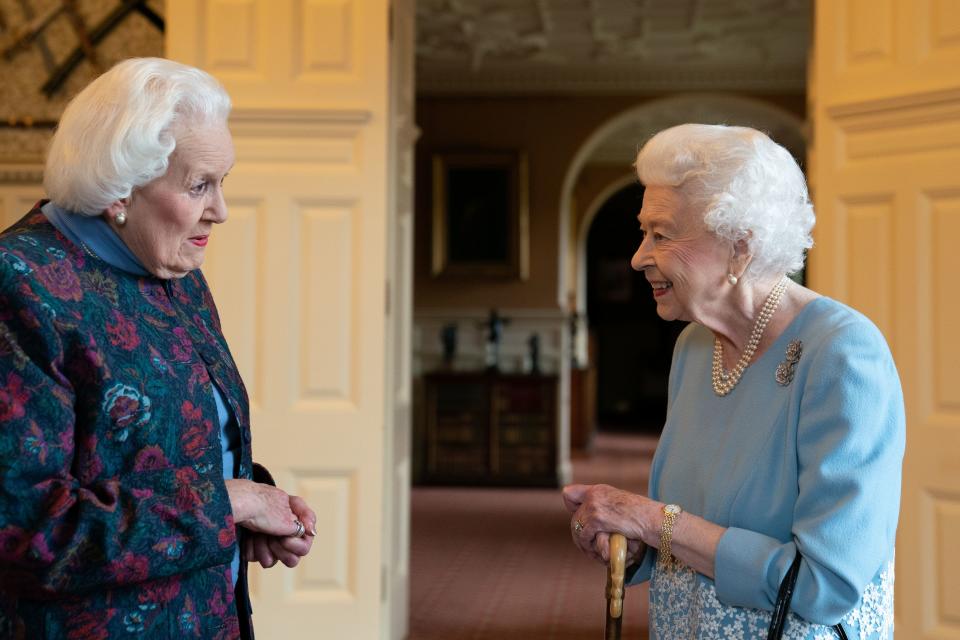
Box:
[562,483,661,563]
[244,532,312,568]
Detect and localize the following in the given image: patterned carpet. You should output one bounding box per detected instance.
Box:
[409,433,657,640]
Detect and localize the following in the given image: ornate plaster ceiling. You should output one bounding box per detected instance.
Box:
[416,0,811,94]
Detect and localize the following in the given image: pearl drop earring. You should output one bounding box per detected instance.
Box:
[727,273,738,286]
[115,210,127,226]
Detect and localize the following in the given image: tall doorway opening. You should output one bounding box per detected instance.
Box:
[586,183,684,432]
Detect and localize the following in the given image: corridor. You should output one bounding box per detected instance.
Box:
[409,433,657,640]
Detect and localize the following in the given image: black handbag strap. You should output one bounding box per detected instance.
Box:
[767,552,849,640]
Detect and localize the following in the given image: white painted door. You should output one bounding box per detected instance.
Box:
[811,2,960,636]
[383,0,417,638]
[167,1,392,636]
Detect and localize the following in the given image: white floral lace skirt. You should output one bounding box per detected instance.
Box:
[649,560,894,640]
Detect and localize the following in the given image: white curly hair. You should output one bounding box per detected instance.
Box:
[44,57,232,216]
[634,123,814,280]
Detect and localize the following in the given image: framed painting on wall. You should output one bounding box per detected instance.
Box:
[431,150,529,280]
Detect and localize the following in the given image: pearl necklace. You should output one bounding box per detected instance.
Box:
[712,276,789,397]
[78,241,98,259]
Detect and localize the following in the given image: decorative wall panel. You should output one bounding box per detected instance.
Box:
[937,496,960,624]
[930,192,960,413]
[205,0,260,71]
[203,199,266,408]
[919,0,960,62]
[838,196,894,338]
[842,0,895,69]
[298,201,359,406]
[292,0,366,92]
[294,471,357,596]
[297,0,352,73]
[923,490,960,629]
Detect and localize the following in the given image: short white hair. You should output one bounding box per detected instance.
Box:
[44,57,232,216]
[635,123,814,279]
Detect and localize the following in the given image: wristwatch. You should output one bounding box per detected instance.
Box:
[659,504,682,566]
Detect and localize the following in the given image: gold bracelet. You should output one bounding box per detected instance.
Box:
[659,504,682,567]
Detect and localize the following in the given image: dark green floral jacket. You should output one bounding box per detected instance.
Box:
[0,207,254,639]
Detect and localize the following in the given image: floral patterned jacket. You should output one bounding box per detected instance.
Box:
[0,207,254,639]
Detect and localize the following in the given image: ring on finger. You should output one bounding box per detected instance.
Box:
[293,519,306,538]
[573,519,584,534]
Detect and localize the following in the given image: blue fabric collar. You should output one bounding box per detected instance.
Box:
[41,201,149,277]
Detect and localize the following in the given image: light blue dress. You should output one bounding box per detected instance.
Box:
[627,297,904,639]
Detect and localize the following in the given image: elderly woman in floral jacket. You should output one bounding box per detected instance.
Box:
[0,58,315,639]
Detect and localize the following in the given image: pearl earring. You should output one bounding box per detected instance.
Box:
[115,210,127,226]
[727,273,738,286]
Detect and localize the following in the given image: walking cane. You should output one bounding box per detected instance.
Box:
[605,533,627,640]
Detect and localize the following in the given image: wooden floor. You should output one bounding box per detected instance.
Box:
[408,433,657,640]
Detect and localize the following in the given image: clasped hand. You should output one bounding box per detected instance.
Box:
[562,483,658,566]
[226,479,317,568]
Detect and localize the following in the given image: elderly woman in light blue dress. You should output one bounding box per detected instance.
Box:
[563,124,903,639]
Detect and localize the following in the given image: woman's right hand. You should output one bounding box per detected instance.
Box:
[562,483,660,564]
[243,494,317,568]
[225,478,302,537]
[594,531,647,565]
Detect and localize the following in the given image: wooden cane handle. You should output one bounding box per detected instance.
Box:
[607,533,627,619]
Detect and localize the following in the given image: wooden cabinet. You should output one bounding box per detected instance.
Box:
[417,372,558,486]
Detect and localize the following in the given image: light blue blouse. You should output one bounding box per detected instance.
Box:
[41,202,243,588]
[628,297,904,639]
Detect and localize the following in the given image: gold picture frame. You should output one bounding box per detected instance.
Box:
[431,151,529,280]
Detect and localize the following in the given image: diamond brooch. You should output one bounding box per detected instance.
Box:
[775,339,803,386]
